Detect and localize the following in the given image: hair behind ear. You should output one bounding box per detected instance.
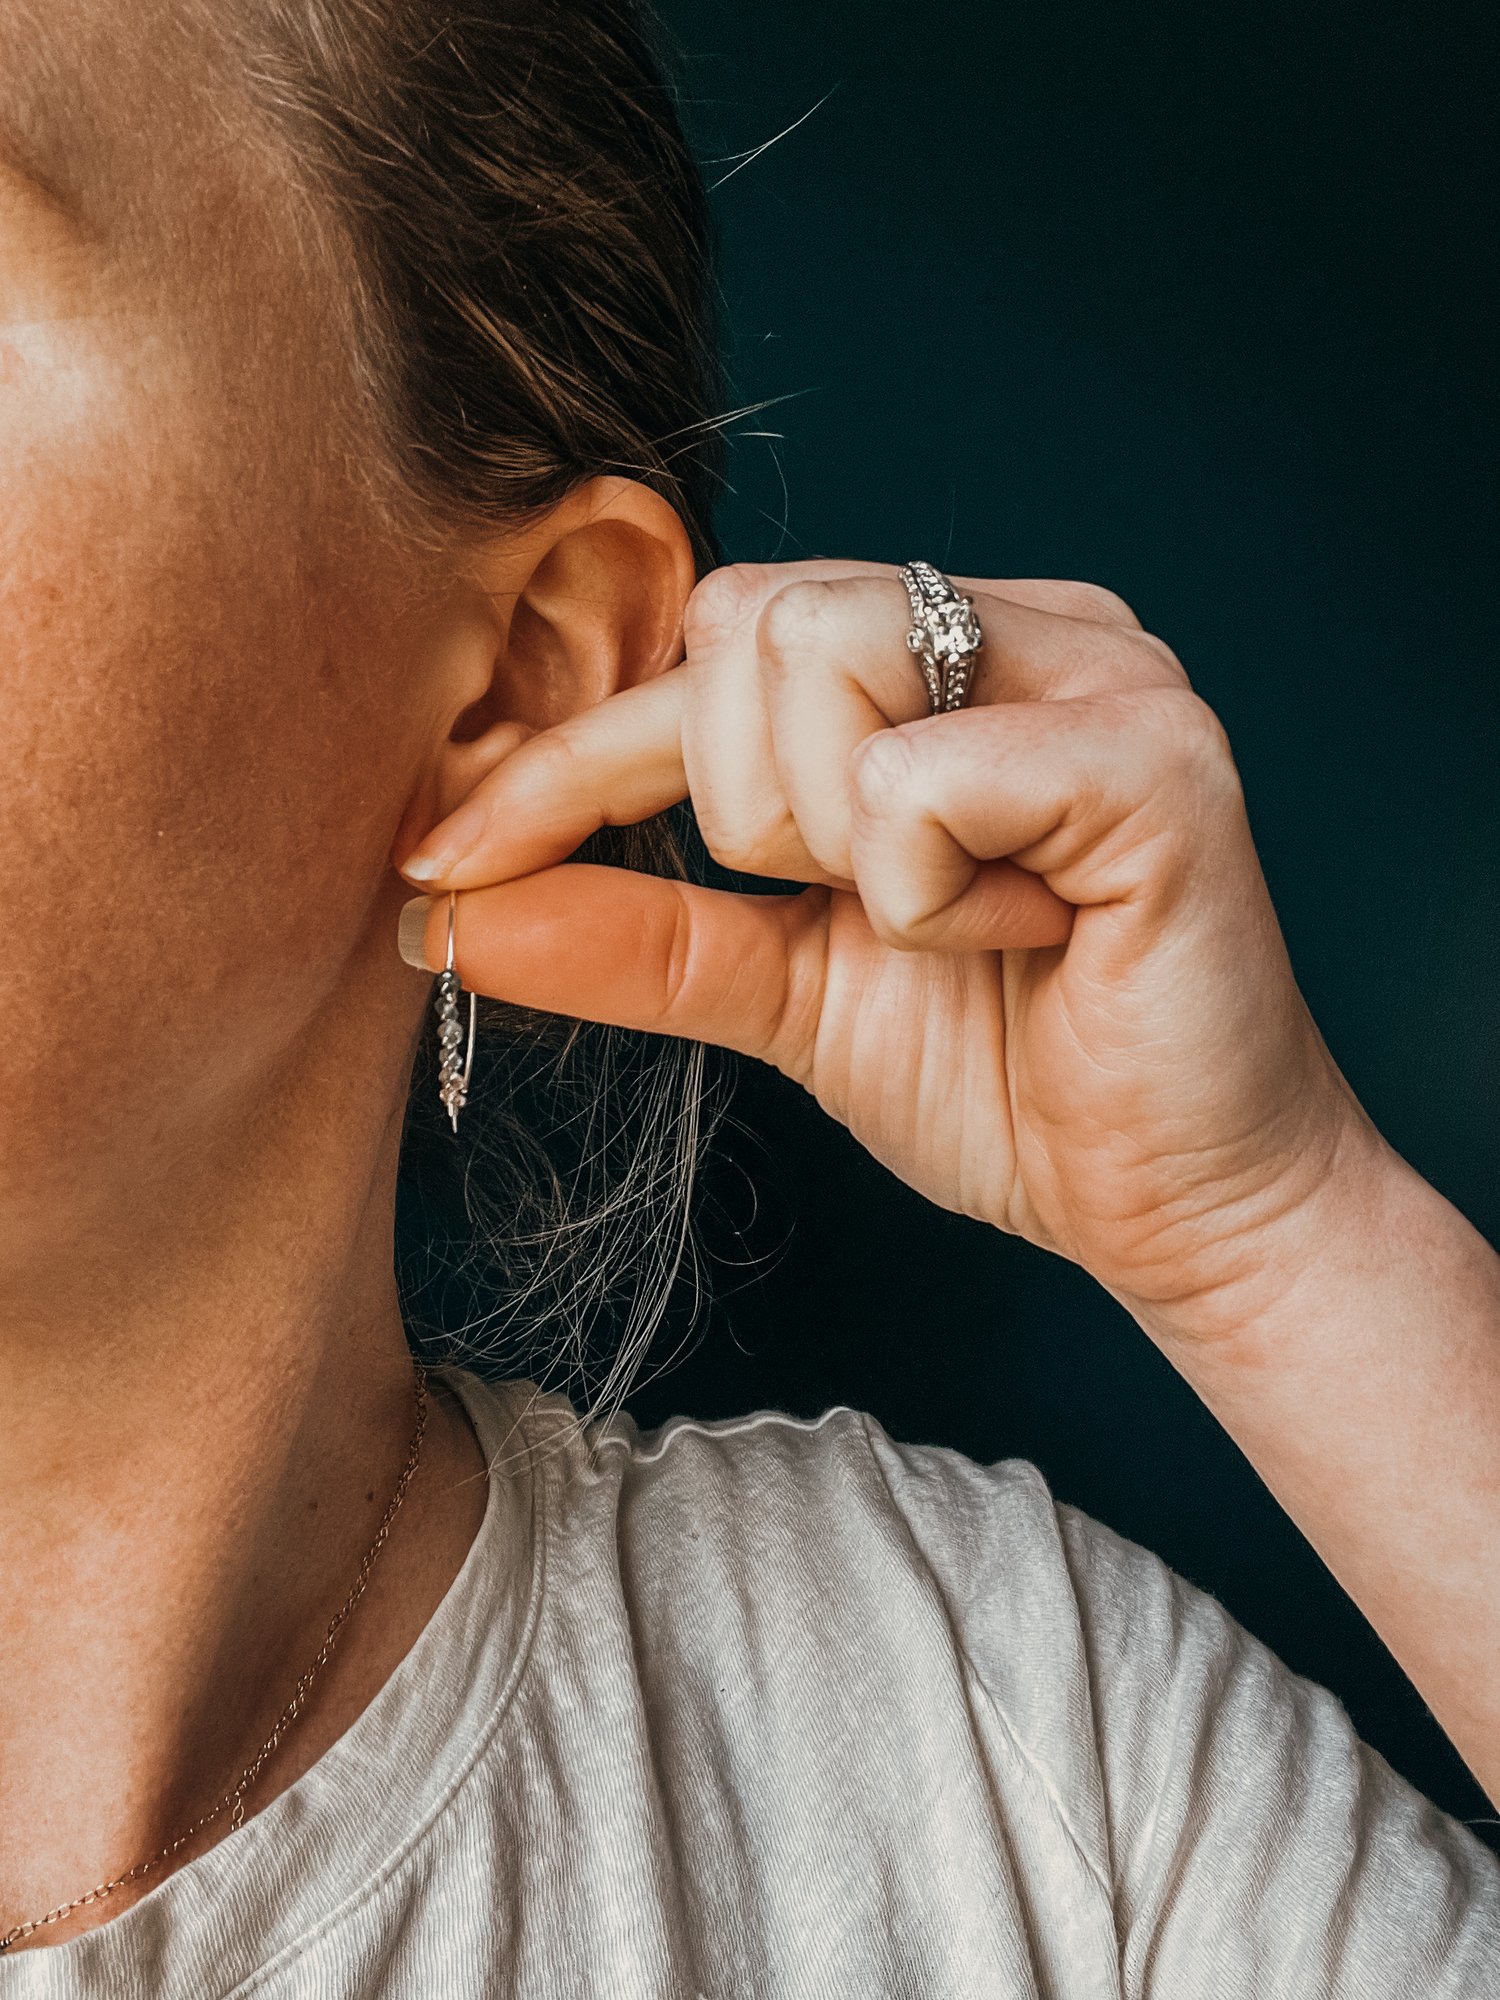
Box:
[239,0,740,1420]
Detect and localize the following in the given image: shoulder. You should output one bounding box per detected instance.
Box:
[508,1380,1152,1738]
[457,1371,1500,1989]
[475,1372,1097,1732]
[589,1391,1069,1614]
[590,1392,1500,1986]
[582,1392,1115,1833]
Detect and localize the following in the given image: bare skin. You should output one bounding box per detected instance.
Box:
[0,3,695,1949]
[4,0,1496,1962]
[394,563,1500,1810]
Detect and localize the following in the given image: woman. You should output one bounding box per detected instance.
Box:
[1,0,1496,1990]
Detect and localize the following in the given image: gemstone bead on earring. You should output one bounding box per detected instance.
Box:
[434,891,477,1132]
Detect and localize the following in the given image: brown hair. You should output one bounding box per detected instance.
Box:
[232,0,746,1418]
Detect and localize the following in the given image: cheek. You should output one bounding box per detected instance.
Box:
[0,321,411,1168]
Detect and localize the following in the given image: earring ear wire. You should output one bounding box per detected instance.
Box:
[434,889,477,1134]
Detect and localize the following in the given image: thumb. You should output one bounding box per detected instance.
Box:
[398,865,827,1071]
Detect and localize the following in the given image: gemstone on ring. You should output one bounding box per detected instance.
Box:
[898,559,984,713]
[924,596,982,665]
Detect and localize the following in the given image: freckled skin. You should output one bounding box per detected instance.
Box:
[0,28,442,1279]
[0,26,694,1930]
[0,8,505,1931]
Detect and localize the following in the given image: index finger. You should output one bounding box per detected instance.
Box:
[397,667,690,892]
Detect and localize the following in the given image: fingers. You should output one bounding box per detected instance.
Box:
[397,560,1192,917]
[399,670,690,893]
[405,865,831,1077]
[751,572,1184,885]
[849,685,1242,951]
[683,555,1156,656]
[398,679,1240,1070]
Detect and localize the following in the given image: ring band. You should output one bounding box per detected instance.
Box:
[898,559,984,714]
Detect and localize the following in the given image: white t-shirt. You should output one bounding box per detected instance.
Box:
[4,1365,1496,1997]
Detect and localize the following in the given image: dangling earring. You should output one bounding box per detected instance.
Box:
[434,889,477,1134]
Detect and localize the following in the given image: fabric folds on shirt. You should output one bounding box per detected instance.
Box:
[3,1366,1496,1998]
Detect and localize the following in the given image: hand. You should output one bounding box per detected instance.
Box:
[394,559,1371,1340]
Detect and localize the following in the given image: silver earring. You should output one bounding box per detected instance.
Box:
[434,890,477,1134]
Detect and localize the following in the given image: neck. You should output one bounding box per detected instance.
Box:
[0,978,489,1951]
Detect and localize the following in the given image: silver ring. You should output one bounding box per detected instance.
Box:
[897,559,984,714]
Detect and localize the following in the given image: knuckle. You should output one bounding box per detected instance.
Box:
[694,794,797,878]
[848,724,919,808]
[757,578,839,668]
[765,884,833,1055]
[511,725,579,804]
[1131,628,1190,682]
[864,892,934,952]
[1150,687,1239,791]
[658,881,697,1019]
[683,562,777,652]
[1061,579,1144,630]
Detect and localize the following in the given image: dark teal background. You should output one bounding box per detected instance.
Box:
[632,1,1498,1840]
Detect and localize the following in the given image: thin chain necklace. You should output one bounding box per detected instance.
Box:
[0,1359,430,1957]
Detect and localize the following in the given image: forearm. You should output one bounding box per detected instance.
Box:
[1122,1119,1500,1806]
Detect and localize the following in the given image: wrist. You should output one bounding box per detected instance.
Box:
[1114,1108,1427,1359]
[1111,1112,1500,1811]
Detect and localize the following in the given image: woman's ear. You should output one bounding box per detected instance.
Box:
[393,475,698,862]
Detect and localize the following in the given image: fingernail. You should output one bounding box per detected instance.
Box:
[397,895,438,970]
[401,804,484,884]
